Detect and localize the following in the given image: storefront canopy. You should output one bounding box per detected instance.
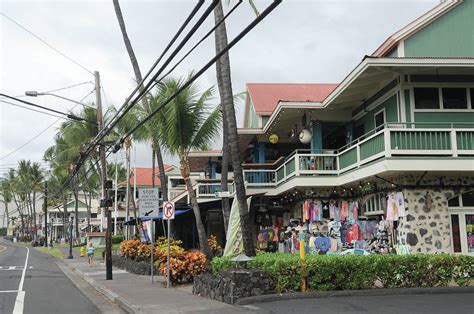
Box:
[124,208,192,225]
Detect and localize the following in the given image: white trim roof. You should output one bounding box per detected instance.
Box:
[372,0,463,57]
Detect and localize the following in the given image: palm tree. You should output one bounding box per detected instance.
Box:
[214,1,256,255]
[112,0,169,206]
[0,178,12,230]
[155,76,221,260]
[29,162,44,237]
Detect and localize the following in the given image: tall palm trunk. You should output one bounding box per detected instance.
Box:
[73,182,79,239]
[63,197,67,240]
[180,153,212,260]
[219,112,230,235]
[113,0,168,210]
[214,2,255,255]
[5,202,9,230]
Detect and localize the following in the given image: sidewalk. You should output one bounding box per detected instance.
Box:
[57,247,252,314]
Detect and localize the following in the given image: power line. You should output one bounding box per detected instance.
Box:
[0,90,95,162]
[0,81,94,101]
[0,100,68,120]
[0,93,94,123]
[0,13,94,75]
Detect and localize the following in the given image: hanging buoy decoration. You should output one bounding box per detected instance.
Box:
[268,133,279,144]
[299,129,312,144]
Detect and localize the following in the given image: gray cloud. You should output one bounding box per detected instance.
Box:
[1,0,437,172]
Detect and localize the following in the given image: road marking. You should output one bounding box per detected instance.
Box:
[0,266,25,270]
[12,244,29,314]
[0,290,19,293]
[0,245,6,253]
[13,291,25,314]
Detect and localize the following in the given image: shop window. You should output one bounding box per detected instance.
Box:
[451,215,462,253]
[374,109,385,131]
[466,214,474,253]
[442,88,467,109]
[471,88,474,107]
[363,193,385,215]
[462,191,474,207]
[414,88,440,109]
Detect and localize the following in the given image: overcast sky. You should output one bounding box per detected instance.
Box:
[0,0,438,176]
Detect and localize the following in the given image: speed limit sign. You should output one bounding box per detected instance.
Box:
[163,201,175,220]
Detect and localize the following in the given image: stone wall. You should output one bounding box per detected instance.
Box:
[112,254,156,275]
[396,175,474,253]
[193,269,274,304]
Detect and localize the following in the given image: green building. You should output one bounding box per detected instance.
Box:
[174,0,474,255]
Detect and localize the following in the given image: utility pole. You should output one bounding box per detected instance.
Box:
[95,71,112,280]
[44,181,48,247]
[114,155,118,236]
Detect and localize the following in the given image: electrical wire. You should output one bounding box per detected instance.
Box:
[0,100,68,120]
[0,90,95,162]
[101,0,205,134]
[121,1,282,141]
[0,81,93,101]
[0,13,94,75]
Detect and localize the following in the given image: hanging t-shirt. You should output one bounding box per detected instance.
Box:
[386,193,399,221]
[395,192,406,217]
[329,205,336,220]
[312,203,322,222]
[351,201,359,223]
[340,201,349,220]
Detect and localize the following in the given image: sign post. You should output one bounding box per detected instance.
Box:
[162,201,175,288]
[138,188,159,284]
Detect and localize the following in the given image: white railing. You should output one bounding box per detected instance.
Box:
[241,126,474,188]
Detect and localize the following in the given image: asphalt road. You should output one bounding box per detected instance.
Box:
[0,240,99,314]
[249,293,474,314]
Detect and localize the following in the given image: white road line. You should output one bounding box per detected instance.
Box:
[12,244,29,314]
[8,266,15,270]
[0,290,19,293]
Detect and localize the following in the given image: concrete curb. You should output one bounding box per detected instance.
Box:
[64,262,141,314]
[236,286,474,305]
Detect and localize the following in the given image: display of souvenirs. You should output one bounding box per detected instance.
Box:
[254,195,404,256]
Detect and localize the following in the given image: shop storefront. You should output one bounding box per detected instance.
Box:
[448,191,474,256]
[252,190,410,256]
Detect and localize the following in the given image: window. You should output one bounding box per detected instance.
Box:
[451,215,462,253]
[374,109,385,131]
[462,191,474,207]
[471,88,474,108]
[442,88,467,109]
[414,88,440,109]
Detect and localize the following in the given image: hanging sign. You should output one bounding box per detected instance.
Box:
[163,201,175,220]
[138,188,159,216]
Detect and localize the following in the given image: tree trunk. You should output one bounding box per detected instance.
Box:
[73,184,79,239]
[5,202,9,230]
[220,112,230,235]
[63,197,67,240]
[180,154,212,260]
[214,2,255,256]
[113,0,168,209]
[32,190,37,237]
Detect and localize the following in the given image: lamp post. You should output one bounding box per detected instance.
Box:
[50,216,53,248]
[24,91,96,109]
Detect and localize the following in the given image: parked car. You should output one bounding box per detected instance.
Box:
[31,237,45,247]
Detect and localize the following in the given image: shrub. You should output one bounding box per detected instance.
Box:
[208,235,223,257]
[158,251,207,283]
[112,235,124,244]
[212,253,474,293]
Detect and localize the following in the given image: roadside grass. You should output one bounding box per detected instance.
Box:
[36,247,64,259]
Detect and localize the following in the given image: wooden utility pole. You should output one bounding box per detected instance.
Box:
[95,71,112,280]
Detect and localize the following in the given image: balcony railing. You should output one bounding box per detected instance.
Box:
[242,123,474,188]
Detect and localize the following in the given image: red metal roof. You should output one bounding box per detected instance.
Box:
[119,165,174,187]
[247,83,339,115]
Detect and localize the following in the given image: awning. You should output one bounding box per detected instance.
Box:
[124,208,192,225]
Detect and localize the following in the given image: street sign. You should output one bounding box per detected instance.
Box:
[163,201,175,220]
[138,188,159,216]
[215,191,231,198]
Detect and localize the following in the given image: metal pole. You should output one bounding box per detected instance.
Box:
[50,216,53,248]
[44,181,48,247]
[167,218,170,288]
[151,219,154,284]
[95,70,112,281]
[114,155,118,236]
[125,149,130,240]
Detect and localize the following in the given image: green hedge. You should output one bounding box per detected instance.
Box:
[0,228,6,236]
[112,235,124,244]
[212,253,474,293]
